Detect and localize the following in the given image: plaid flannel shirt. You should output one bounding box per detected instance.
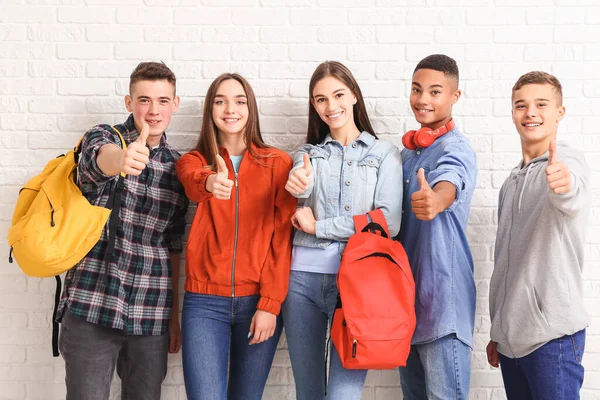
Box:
[56,114,189,336]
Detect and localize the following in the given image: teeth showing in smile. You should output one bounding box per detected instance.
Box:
[417,109,432,114]
[328,112,342,119]
[524,123,541,127]
[224,118,239,123]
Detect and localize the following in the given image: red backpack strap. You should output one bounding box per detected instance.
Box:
[353,214,370,233]
[367,209,390,237]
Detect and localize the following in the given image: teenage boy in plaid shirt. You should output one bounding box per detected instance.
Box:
[56,62,189,400]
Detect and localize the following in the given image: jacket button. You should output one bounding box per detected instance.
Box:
[369,160,374,165]
[345,204,350,211]
[352,143,357,148]
[345,180,351,186]
[347,160,353,166]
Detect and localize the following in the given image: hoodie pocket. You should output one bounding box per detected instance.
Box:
[528,286,550,329]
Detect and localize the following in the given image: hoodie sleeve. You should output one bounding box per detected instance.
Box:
[176,150,216,204]
[257,154,297,315]
[548,148,591,216]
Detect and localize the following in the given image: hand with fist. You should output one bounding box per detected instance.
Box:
[411,168,440,221]
[546,139,571,194]
[120,121,150,176]
[291,206,316,235]
[206,154,234,200]
[285,153,313,196]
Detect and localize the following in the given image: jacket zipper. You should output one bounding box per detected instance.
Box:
[231,172,239,297]
[352,339,357,358]
[499,174,519,354]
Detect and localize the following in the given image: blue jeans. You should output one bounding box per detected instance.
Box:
[281,270,367,400]
[498,329,585,400]
[399,334,472,400]
[181,292,282,400]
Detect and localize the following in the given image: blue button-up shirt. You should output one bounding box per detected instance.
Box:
[398,127,477,347]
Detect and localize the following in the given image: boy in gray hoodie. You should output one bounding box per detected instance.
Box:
[487,71,591,399]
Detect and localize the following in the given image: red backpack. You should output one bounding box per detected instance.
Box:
[331,209,416,369]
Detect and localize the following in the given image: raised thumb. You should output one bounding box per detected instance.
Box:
[417,168,431,191]
[548,139,557,165]
[136,121,150,145]
[216,154,228,175]
[303,153,312,174]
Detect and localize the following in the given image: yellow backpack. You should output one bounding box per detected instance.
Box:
[7,126,126,356]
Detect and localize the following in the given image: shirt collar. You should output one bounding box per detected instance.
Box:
[318,131,376,147]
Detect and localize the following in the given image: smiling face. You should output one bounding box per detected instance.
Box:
[512,83,565,151]
[311,75,357,136]
[211,78,249,138]
[125,79,179,146]
[410,68,460,130]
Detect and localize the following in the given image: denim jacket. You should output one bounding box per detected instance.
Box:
[291,131,403,254]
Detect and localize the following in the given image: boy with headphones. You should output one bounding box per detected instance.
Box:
[486,71,590,399]
[397,54,478,400]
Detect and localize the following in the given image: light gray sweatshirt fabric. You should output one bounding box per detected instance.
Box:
[489,142,591,358]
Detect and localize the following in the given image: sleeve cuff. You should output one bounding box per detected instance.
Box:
[257,296,281,316]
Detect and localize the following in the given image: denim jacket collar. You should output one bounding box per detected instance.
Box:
[317,131,376,148]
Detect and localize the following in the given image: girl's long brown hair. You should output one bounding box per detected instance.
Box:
[194,73,270,170]
[306,61,376,145]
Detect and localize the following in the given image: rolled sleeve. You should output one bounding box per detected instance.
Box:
[78,125,123,186]
[427,140,477,209]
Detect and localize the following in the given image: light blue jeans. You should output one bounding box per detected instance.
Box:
[181,292,282,400]
[399,334,472,400]
[281,270,368,400]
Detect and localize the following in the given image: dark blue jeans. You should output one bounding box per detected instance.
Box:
[499,329,586,400]
[181,292,282,400]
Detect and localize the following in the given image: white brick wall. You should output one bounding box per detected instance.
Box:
[0,2,598,399]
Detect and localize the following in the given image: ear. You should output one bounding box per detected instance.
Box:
[557,105,566,122]
[352,94,357,105]
[172,95,181,113]
[124,95,133,112]
[451,89,462,105]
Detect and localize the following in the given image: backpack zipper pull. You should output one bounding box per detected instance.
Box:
[8,247,13,263]
[50,208,55,227]
[352,339,357,358]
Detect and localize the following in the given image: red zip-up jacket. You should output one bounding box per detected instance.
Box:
[176,145,296,315]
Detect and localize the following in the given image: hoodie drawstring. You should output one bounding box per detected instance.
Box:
[517,162,534,214]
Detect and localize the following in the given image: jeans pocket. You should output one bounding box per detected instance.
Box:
[571,330,585,364]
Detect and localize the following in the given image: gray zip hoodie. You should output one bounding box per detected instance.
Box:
[489,142,591,358]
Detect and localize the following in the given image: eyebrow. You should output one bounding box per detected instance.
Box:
[412,82,443,89]
[215,94,247,98]
[514,98,550,104]
[313,88,346,98]
[137,95,172,101]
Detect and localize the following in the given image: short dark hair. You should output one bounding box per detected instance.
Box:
[512,71,563,105]
[413,54,459,83]
[129,61,176,95]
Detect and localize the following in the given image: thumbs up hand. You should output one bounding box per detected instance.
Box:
[120,120,150,176]
[209,154,234,200]
[285,153,313,196]
[411,168,440,221]
[546,139,571,194]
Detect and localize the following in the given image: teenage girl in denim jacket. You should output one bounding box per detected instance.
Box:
[281,61,403,400]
